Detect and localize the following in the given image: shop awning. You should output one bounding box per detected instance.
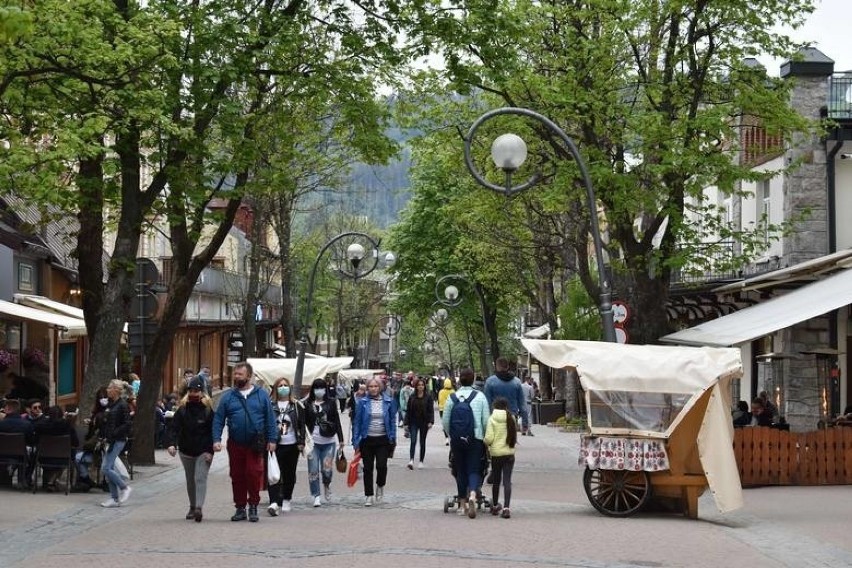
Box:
[0,298,87,336]
[660,267,852,347]
[523,323,551,339]
[15,294,84,319]
[713,248,852,293]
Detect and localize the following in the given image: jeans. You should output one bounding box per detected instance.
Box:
[101,440,128,500]
[451,438,484,499]
[75,450,93,480]
[307,441,336,497]
[408,422,429,462]
[268,444,301,505]
[359,435,390,496]
[179,452,212,509]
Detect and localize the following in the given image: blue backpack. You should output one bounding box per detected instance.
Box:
[449,391,478,446]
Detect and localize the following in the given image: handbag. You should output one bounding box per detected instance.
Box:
[335,447,347,473]
[346,451,362,487]
[267,451,281,484]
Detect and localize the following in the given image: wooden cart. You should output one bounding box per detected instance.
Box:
[523,339,745,519]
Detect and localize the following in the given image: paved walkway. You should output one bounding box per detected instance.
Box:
[1,414,850,567]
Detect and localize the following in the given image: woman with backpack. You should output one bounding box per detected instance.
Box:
[304,377,344,508]
[483,396,517,519]
[267,377,307,516]
[167,376,214,522]
[352,376,398,506]
[404,377,434,469]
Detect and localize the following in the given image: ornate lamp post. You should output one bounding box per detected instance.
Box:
[293,232,394,389]
[435,273,491,373]
[463,107,616,342]
[365,314,402,369]
[426,307,454,378]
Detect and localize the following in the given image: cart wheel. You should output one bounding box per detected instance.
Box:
[583,468,651,517]
[443,496,452,513]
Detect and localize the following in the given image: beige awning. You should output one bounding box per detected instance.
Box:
[0,298,87,336]
[661,267,852,347]
[714,248,852,293]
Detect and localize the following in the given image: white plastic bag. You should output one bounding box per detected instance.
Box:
[267,451,280,484]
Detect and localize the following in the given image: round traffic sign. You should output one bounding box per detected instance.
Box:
[612,301,630,325]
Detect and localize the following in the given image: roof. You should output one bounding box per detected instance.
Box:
[661,267,852,346]
[713,248,852,293]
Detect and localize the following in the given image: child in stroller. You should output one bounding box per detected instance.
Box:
[442,445,492,514]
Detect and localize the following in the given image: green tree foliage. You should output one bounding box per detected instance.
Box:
[404,0,816,343]
[0,0,404,462]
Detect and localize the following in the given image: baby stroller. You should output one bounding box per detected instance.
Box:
[442,445,492,513]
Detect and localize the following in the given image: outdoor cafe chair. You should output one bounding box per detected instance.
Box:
[0,432,29,487]
[33,434,73,495]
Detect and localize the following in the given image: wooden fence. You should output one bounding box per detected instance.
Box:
[733,427,852,486]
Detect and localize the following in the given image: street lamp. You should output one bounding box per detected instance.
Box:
[293,231,394,389]
[425,324,454,379]
[463,107,616,342]
[435,273,491,373]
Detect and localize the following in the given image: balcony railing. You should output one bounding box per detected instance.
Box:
[828,75,852,120]
[158,260,282,304]
[670,240,741,287]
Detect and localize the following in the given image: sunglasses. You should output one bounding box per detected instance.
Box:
[31,406,42,410]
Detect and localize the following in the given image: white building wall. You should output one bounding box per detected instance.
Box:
[836,151,852,251]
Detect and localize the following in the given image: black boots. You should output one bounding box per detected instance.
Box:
[248,505,259,522]
[231,507,247,521]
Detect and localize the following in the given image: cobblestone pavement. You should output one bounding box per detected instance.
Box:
[2,416,851,568]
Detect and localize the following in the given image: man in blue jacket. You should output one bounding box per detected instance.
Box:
[484,357,528,427]
[213,362,277,522]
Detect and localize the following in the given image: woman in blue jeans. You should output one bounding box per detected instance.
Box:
[352,377,398,506]
[304,378,343,508]
[100,379,132,507]
[404,377,434,470]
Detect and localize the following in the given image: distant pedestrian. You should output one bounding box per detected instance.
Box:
[212,362,278,522]
[404,377,434,470]
[484,397,517,519]
[437,378,455,446]
[266,377,306,516]
[520,377,535,436]
[167,376,214,522]
[352,376,397,506]
[99,379,133,508]
[484,357,528,428]
[304,378,344,507]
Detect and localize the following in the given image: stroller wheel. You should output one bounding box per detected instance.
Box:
[443,496,452,513]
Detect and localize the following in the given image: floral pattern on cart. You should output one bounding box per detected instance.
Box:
[579,436,670,471]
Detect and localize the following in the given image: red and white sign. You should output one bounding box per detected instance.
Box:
[615,327,629,344]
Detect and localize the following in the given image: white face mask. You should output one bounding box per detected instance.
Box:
[313,388,326,399]
[99,398,109,407]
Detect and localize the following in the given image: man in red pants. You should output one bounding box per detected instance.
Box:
[213,362,277,522]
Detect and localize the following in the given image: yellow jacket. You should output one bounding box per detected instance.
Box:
[437,379,454,411]
[484,409,515,457]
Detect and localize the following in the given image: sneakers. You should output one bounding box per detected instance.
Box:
[267,503,279,517]
[365,495,374,507]
[418,461,424,470]
[323,485,332,502]
[313,495,322,507]
[281,500,291,513]
[231,507,247,521]
[501,507,511,519]
[248,505,259,522]
[376,486,384,503]
[118,486,132,504]
[527,431,535,437]
[407,460,414,470]
[100,498,120,508]
[186,507,196,520]
[490,503,503,516]
[457,498,468,516]
[467,491,477,519]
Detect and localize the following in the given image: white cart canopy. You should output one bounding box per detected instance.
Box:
[522,339,744,513]
[247,355,353,386]
[337,369,385,385]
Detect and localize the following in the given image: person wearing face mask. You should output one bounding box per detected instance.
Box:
[352,377,398,507]
[212,362,278,522]
[304,377,344,507]
[167,377,214,522]
[266,377,307,516]
[99,379,133,508]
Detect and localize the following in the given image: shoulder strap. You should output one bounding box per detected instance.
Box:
[235,391,259,435]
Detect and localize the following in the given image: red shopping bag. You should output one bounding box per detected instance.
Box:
[347,450,362,487]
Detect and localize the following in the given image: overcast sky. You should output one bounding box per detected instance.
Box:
[760,0,852,74]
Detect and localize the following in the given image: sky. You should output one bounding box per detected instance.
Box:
[760,0,852,74]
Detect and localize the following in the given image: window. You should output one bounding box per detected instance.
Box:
[18,263,33,292]
[757,180,771,244]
